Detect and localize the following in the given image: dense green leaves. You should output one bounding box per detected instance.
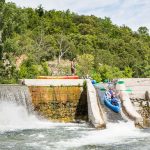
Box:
[77,54,94,77]
[18,59,50,79]
[0,2,150,83]
[138,26,149,36]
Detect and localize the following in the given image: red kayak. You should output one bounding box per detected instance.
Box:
[37,76,79,79]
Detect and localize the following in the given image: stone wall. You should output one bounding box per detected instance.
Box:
[122,78,150,99]
[119,78,150,127]
[131,91,150,127]
[29,86,88,122]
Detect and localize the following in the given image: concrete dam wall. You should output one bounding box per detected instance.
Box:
[29,86,87,122]
[0,79,105,128]
[23,79,88,122]
[22,79,105,128]
[1,78,149,128]
[121,78,150,127]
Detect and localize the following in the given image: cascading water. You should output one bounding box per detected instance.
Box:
[0,85,54,132]
[0,85,150,150]
[0,85,33,113]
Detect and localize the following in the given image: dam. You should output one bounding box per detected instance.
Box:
[0,78,150,149]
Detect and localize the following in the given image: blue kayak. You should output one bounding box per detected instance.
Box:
[103,95,121,113]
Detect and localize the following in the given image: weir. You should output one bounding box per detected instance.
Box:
[0,78,149,129]
[0,83,149,149]
[0,85,33,113]
[21,79,88,122]
[95,87,124,123]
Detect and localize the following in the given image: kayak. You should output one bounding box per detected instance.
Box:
[37,76,79,79]
[103,95,121,113]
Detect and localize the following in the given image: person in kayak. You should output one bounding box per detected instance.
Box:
[107,85,119,106]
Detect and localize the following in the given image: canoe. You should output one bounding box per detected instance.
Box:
[37,76,79,79]
[103,95,120,113]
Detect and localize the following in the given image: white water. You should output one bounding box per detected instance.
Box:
[0,102,150,150]
[56,121,150,149]
[0,85,33,112]
[0,101,71,132]
[0,85,150,150]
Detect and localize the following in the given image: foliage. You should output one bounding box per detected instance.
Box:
[18,59,51,78]
[91,71,102,82]
[0,2,150,83]
[97,65,125,81]
[138,26,149,36]
[76,54,94,77]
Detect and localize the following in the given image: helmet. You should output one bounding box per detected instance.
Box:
[108,84,114,90]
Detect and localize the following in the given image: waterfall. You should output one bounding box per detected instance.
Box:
[0,85,33,113]
[0,84,54,132]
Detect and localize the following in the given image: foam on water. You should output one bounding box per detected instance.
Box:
[0,101,150,150]
[0,101,75,132]
[56,121,150,148]
[0,85,150,150]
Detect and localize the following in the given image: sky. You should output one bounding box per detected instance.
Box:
[6,0,150,31]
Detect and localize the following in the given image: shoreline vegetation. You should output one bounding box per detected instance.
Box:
[0,1,150,83]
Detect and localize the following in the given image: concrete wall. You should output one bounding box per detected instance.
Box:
[22,79,84,86]
[118,78,150,127]
[29,86,87,122]
[116,81,143,126]
[23,79,106,128]
[122,78,150,99]
[86,79,106,128]
[23,79,88,122]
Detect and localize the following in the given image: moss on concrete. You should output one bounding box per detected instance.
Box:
[29,86,88,122]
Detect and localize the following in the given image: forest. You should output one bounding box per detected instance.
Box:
[0,0,150,83]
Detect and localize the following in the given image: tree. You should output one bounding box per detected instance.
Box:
[138,26,149,36]
[18,59,50,78]
[0,0,5,10]
[123,66,133,78]
[1,2,150,83]
[0,0,5,3]
[97,65,125,81]
[56,34,75,64]
[36,5,44,17]
[143,65,150,77]
[77,54,94,77]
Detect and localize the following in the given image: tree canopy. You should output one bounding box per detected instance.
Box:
[0,2,150,83]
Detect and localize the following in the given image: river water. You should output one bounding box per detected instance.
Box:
[0,101,150,150]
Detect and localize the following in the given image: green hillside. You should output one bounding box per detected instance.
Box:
[0,1,150,83]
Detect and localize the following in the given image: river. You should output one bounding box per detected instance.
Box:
[0,101,150,150]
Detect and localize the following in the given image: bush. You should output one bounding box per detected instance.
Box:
[97,64,125,81]
[91,71,102,82]
[76,54,94,77]
[18,59,51,78]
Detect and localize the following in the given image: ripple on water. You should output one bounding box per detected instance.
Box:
[0,102,150,150]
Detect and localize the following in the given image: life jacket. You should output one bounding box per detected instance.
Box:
[105,91,111,99]
[109,90,116,98]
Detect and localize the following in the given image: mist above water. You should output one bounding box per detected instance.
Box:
[0,101,54,132]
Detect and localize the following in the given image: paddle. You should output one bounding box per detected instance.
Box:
[120,88,132,93]
[100,87,106,91]
[100,87,132,93]
[117,81,125,84]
